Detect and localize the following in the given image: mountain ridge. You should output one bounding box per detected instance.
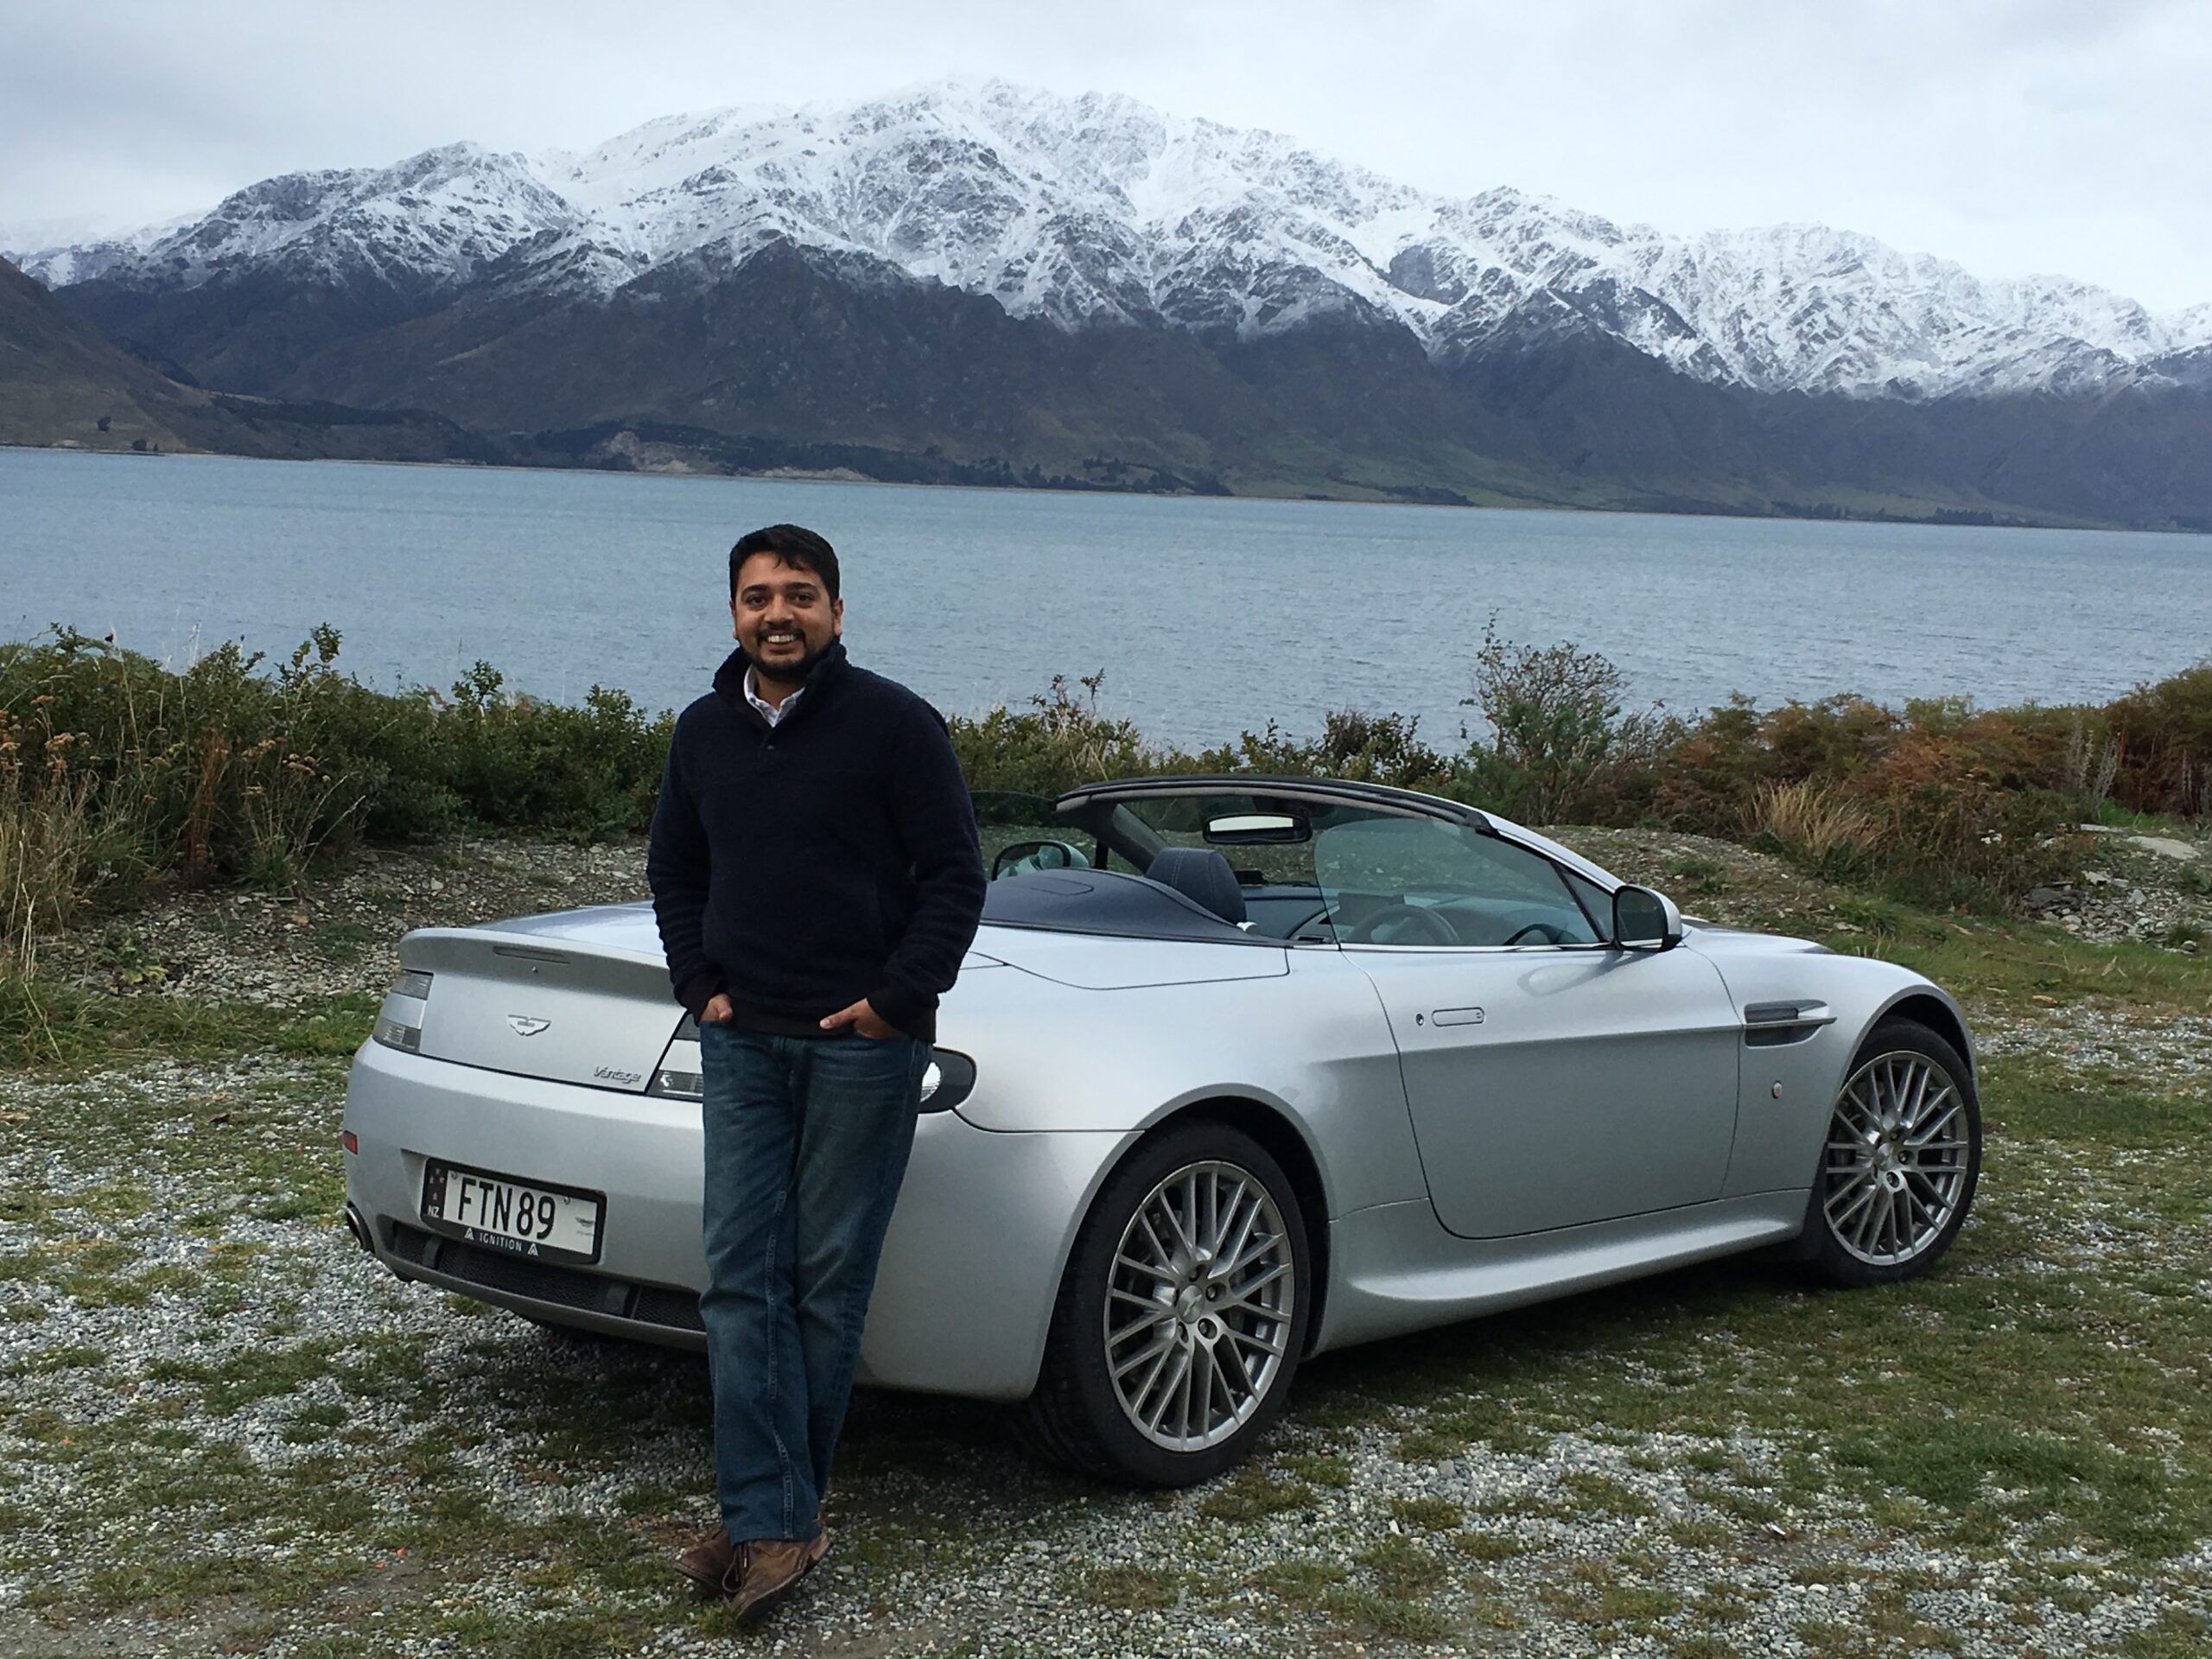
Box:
[15,79,2209,403]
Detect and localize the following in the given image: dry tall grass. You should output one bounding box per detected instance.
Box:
[1746,779,1883,868]
[0,712,132,978]
[2062,709,2122,810]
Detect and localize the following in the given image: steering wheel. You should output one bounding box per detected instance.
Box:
[1500,921,1567,946]
[1351,904,1459,946]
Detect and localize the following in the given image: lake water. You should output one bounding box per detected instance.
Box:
[3,447,2208,747]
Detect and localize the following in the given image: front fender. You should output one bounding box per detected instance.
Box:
[1692,938,1974,1200]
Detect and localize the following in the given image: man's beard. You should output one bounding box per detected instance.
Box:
[749,634,835,687]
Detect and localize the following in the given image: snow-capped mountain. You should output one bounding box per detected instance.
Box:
[16,79,2208,402]
[27,143,601,296]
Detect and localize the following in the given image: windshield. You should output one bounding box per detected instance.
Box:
[1312,811,1602,946]
[973,786,1603,948]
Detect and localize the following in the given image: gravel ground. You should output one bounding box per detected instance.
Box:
[2021,826,2212,950]
[2,1047,2204,1658]
[37,835,655,1008]
[4,828,2210,1656]
[1975,1004,2212,1083]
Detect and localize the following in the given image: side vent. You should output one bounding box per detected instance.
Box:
[1743,1001,1834,1047]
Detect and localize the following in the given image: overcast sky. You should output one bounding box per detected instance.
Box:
[3,0,2206,311]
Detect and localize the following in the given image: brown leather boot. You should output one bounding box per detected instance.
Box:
[727,1531,830,1623]
[674,1526,740,1594]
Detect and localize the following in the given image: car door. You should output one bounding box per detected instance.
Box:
[1318,810,1742,1238]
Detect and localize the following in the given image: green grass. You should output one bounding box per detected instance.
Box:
[1079,1563,1179,1610]
[1355,1536,1448,1595]
[1319,1584,1456,1641]
[1386,1494,1465,1531]
[1196,1465,1317,1521]
[1452,1529,1527,1561]
[1871,915,2212,1021]
[1253,1557,1348,1602]
[1554,1471,1658,1518]
[2088,798,2195,833]
[312,918,376,961]
[1278,1451,1353,1488]
[1539,1569,1682,1630]
[0,972,378,1072]
[1666,855,1732,894]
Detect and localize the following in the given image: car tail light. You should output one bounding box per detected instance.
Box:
[373,969,433,1053]
[649,1014,703,1100]
[647,1021,977,1113]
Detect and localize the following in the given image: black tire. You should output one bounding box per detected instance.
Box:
[1803,1018,1981,1288]
[1016,1120,1312,1486]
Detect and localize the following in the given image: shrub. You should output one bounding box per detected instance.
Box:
[2104,660,2212,819]
[3,626,394,891]
[947,672,1167,797]
[434,664,671,840]
[1662,695,1901,829]
[0,742,106,976]
[0,677,157,964]
[1460,620,1679,823]
[0,626,672,918]
[1227,708,1456,792]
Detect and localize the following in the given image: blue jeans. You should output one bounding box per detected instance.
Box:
[696,1022,928,1543]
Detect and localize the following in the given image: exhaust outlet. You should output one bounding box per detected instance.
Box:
[343,1204,374,1254]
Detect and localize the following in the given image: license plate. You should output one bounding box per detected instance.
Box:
[421,1160,603,1263]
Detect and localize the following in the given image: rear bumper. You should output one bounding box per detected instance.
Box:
[340,1037,1128,1401]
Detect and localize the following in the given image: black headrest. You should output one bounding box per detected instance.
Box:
[1144,847,1246,925]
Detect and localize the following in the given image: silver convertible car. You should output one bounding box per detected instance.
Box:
[342,776,1980,1484]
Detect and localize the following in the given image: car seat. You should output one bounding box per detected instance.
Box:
[1144,847,1247,925]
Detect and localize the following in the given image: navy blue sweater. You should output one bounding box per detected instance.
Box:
[645,642,985,1042]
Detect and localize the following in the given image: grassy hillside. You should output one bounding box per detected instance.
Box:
[0,257,508,465]
[0,257,206,453]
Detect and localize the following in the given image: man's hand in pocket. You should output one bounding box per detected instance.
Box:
[818,998,898,1039]
[700,993,734,1026]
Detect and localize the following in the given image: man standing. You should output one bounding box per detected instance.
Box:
[647,524,986,1623]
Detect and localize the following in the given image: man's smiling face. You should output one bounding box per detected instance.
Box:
[731,550,842,686]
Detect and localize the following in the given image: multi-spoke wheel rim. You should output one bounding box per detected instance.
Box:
[1823,1050,1972,1266]
[1104,1160,1294,1452]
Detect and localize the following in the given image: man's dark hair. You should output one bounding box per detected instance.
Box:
[729,524,839,601]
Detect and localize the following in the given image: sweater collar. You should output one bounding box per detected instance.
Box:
[713,638,849,728]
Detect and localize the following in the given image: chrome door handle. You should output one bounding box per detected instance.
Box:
[1430,1006,1486,1027]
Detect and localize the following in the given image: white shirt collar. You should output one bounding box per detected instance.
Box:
[743,666,802,728]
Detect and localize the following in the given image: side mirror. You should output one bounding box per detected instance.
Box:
[992,839,1092,880]
[1612,885,1683,950]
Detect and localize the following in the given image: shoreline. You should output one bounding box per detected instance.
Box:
[0,437,2137,537]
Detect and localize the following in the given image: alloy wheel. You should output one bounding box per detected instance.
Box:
[1823,1050,1973,1267]
[1103,1160,1295,1452]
